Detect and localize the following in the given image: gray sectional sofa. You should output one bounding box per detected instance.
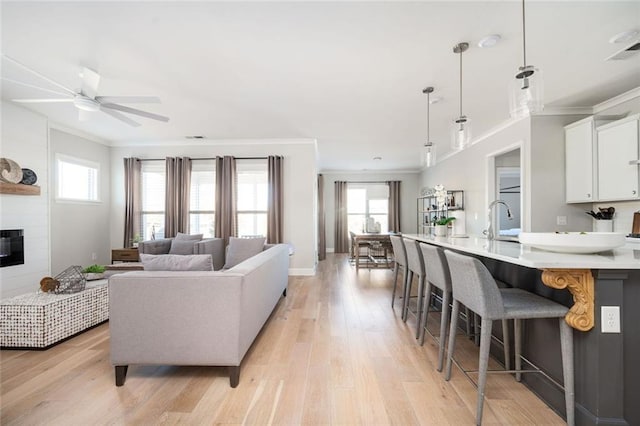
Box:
[108,243,289,387]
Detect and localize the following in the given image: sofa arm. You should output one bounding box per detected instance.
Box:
[194,238,225,270]
[137,239,172,255]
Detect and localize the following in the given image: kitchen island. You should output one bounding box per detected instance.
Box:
[404,234,639,426]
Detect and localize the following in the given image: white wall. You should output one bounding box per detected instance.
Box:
[321,171,419,251]
[49,129,111,274]
[109,140,317,275]
[0,102,50,298]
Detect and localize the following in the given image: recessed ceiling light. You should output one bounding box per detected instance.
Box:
[609,30,639,44]
[373,156,382,160]
[477,34,501,48]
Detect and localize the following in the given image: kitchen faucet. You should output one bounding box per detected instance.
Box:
[485,200,513,241]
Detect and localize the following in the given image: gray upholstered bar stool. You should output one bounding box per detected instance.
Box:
[401,238,426,338]
[389,235,408,309]
[443,250,574,426]
[417,243,495,372]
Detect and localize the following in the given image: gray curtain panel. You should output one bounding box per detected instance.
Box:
[215,156,237,245]
[334,181,349,253]
[123,157,141,248]
[165,157,192,238]
[317,174,326,260]
[388,180,401,233]
[267,155,284,244]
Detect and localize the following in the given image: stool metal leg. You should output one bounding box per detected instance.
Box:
[515,318,522,382]
[445,300,460,381]
[476,318,493,426]
[502,319,510,371]
[560,319,575,426]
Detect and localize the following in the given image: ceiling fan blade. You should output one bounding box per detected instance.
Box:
[12,98,74,103]
[80,67,100,99]
[2,77,73,98]
[101,107,141,127]
[95,96,161,104]
[2,55,77,97]
[100,103,169,122]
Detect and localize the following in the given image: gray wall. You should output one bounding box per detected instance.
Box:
[321,171,419,251]
[109,141,318,275]
[50,129,111,275]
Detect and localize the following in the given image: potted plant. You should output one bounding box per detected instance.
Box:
[83,264,106,281]
[434,217,456,237]
[130,234,142,248]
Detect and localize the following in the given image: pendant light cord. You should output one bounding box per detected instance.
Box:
[426,92,430,143]
[459,49,463,118]
[522,0,527,67]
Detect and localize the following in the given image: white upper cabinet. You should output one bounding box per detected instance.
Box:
[565,118,596,203]
[597,114,640,202]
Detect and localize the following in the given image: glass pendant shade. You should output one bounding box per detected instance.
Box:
[451,116,471,151]
[509,65,543,118]
[423,142,436,167]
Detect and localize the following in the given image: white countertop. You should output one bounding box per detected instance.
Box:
[403,234,640,270]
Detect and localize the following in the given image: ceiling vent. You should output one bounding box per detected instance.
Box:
[605,40,640,61]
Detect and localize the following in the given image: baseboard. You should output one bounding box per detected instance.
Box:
[288,268,315,276]
[575,403,630,426]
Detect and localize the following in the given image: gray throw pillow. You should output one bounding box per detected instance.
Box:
[174,232,203,241]
[223,237,266,269]
[169,240,195,255]
[140,254,213,271]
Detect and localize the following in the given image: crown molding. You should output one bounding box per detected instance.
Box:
[593,86,640,114]
[535,106,593,116]
[110,137,317,148]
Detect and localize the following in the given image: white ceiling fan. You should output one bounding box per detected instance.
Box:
[2,55,169,127]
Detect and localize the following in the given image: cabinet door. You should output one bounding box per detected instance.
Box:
[597,118,639,201]
[565,121,594,202]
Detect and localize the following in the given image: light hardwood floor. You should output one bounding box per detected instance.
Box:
[1,254,565,425]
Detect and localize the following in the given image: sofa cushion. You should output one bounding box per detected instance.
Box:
[223,237,266,269]
[140,254,213,271]
[174,232,203,241]
[169,239,196,255]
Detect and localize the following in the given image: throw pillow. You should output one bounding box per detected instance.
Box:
[174,232,203,241]
[169,240,195,255]
[140,254,213,271]
[223,237,266,269]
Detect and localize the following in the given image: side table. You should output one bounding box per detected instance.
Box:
[111,248,139,263]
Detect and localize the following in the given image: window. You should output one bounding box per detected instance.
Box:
[347,183,389,234]
[236,159,268,237]
[189,160,216,238]
[55,154,99,202]
[140,161,165,241]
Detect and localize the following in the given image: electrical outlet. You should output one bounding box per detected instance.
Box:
[557,216,567,226]
[601,306,621,333]
[91,253,97,261]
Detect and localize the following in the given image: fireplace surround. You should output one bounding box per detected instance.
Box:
[0,229,24,268]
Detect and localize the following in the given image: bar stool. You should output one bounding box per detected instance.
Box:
[402,238,426,338]
[389,235,408,309]
[418,243,492,372]
[443,250,575,426]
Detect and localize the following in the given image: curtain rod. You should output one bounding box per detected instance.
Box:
[138,156,267,162]
[346,181,393,184]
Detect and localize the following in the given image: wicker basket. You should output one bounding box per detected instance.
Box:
[54,266,87,294]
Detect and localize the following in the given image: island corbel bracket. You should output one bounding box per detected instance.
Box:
[541,269,594,331]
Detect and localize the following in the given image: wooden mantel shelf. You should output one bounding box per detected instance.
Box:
[0,181,41,195]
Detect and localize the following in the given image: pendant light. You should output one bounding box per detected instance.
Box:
[422,86,436,167]
[509,0,543,118]
[451,42,471,151]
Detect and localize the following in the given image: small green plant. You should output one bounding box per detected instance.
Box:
[435,217,456,226]
[130,234,142,244]
[83,264,105,274]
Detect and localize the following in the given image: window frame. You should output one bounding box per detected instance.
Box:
[54,153,101,204]
[189,159,216,238]
[346,183,389,234]
[235,159,268,238]
[139,160,166,241]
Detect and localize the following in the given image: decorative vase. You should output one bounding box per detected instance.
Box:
[594,220,613,232]
[434,224,448,237]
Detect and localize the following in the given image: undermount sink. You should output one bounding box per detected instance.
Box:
[518,232,626,254]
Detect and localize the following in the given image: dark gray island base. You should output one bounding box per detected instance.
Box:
[404,234,639,426]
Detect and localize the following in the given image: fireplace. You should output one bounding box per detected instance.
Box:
[0,230,24,268]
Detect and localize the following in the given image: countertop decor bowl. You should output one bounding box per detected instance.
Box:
[518,232,625,254]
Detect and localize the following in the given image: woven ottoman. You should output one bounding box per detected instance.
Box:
[0,279,109,348]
